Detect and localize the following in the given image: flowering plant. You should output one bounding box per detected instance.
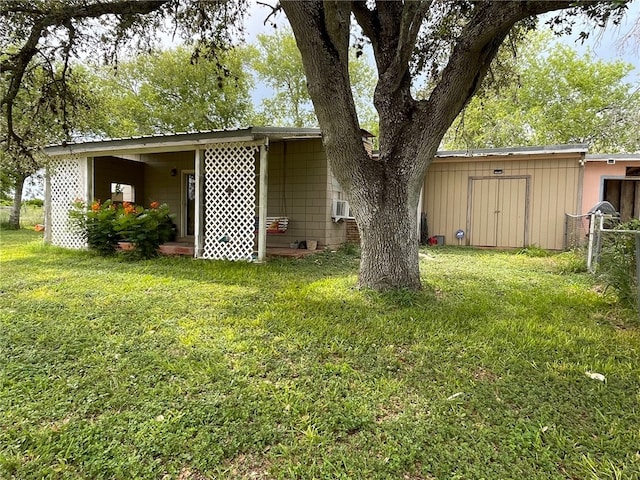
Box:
[70,199,120,255]
[114,201,175,259]
[69,200,175,259]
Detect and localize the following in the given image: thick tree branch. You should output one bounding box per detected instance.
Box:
[413,1,590,159]
[352,1,378,45]
[383,0,432,92]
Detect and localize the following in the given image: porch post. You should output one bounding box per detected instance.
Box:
[86,157,94,203]
[194,148,205,258]
[257,139,269,263]
[44,165,52,244]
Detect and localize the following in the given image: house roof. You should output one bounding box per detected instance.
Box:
[44,127,323,157]
[585,153,640,162]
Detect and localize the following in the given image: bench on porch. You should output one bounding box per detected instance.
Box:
[255,216,289,234]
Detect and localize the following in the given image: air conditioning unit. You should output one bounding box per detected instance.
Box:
[332,199,353,222]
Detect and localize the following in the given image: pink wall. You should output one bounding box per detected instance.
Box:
[582,160,640,213]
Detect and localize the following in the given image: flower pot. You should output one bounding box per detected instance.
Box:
[306,240,317,251]
[118,241,134,251]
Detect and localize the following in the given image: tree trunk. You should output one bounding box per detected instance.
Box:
[8,173,27,229]
[353,181,422,290]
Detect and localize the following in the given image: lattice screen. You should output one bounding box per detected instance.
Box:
[202,142,258,260]
[48,156,87,249]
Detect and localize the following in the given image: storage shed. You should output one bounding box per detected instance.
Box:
[422,145,588,250]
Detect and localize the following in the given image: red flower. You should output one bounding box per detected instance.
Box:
[150,201,160,209]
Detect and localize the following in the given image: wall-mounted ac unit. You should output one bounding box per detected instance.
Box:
[332,199,354,222]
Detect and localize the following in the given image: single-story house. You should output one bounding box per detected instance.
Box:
[45,129,638,256]
[44,127,370,261]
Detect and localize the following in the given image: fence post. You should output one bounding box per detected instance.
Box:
[636,233,640,315]
[587,213,596,272]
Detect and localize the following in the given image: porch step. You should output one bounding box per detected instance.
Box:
[155,244,322,258]
[159,242,195,256]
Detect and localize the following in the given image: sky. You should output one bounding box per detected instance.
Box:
[562,1,640,76]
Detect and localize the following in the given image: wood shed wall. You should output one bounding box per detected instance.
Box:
[423,153,583,250]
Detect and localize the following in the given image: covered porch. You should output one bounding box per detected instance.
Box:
[44,128,345,260]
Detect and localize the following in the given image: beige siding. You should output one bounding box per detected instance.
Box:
[93,156,146,205]
[265,139,344,249]
[424,153,582,250]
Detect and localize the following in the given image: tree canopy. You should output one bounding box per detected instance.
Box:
[94,46,255,137]
[252,27,378,134]
[444,31,640,152]
[1,0,248,154]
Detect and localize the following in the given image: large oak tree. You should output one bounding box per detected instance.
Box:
[1,0,631,289]
[280,0,630,290]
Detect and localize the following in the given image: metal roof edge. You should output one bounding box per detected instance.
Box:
[44,128,256,155]
[585,153,640,161]
[250,126,322,137]
[43,126,325,156]
[436,143,589,158]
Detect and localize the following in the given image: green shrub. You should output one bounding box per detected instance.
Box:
[597,219,640,310]
[114,201,175,259]
[24,198,44,207]
[70,200,175,259]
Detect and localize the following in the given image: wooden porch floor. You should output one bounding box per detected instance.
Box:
[159,242,321,259]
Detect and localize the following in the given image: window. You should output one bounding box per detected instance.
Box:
[111,183,135,202]
[626,167,640,177]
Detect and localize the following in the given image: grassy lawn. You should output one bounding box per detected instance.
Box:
[1,229,639,479]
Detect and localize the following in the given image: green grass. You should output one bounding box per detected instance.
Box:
[1,230,639,479]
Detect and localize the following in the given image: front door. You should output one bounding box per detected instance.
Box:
[182,171,196,237]
[469,177,529,248]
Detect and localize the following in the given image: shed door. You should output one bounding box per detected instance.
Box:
[469,178,528,248]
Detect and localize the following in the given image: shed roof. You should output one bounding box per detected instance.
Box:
[435,143,589,158]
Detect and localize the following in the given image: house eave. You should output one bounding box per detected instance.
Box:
[44,127,323,158]
[435,143,589,159]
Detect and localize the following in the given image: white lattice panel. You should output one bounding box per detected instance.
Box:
[202,142,257,260]
[48,156,87,249]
